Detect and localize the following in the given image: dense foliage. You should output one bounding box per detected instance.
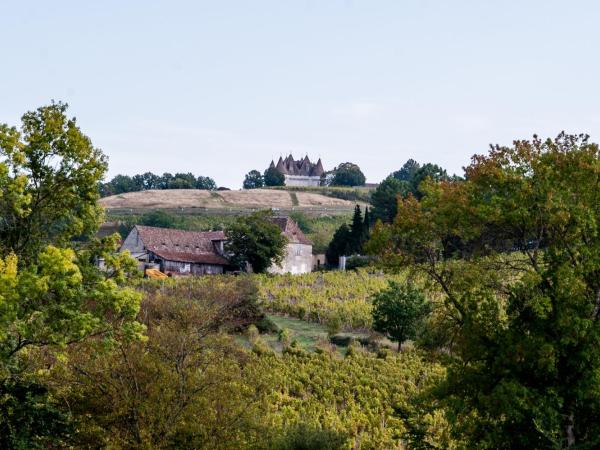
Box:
[243,169,264,189]
[264,166,285,186]
[0,103,142,447]
[369,133,600,447]
[370,176,410,223]
[326,205,370,266]
[45,277,267,448]
[329,162,366,187]
[372,282,431,351]
[32,276,450,449]
[226,211,287,273]
[371,160,455,224]
[100,171,217,196]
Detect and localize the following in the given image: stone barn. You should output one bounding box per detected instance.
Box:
[120,225,229,275]
[268,216,313,275]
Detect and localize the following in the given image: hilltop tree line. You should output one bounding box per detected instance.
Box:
[99,172,218,197]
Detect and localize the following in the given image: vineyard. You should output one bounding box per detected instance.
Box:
[256,269,408,330]
[253,349,451,449]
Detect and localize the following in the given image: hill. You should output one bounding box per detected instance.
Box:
[99,189,361,212]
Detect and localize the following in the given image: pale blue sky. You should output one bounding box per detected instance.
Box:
[1,1,599,187]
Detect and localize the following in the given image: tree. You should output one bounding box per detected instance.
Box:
[159,172,174,189]
[243,170,264,189]
[226,211,287,273]
[392,159,420,182]
[0,103,142,446]
[107,174,137,195]
[370,176,410,223]
[263,166,285,186]
[363,206,371,239]
[409,163,449,199]
[372,282,430,351]
[196,175,217,190]
[169,172,197,189]
[349,205,364,254]
[369,133,600,447]
[141,171,161,190]
[330,162,366,187]
[48,277,268,448]
[325,224,352,267]
[100,172,218,196]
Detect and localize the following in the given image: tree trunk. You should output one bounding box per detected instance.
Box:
[566,411,575,447]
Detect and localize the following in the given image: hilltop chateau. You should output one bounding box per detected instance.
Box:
[270,154,325,187]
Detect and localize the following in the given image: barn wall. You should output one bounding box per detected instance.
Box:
[191,263,224,275]
[120,227,145,254]
[162,260,224,275]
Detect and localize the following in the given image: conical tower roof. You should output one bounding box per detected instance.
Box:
[311,158,325,176]
[276,156,288,174]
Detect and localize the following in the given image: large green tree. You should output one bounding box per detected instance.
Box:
[196,175,217,190]
[368,133,600,447]
[226,211,287,273]
[409,163,450,199]
[330,162,366,187]
[392,159,420,182]
[0,103,142,446]
[263,166,285,186]
[370,176,410,223]
[372,282,430,352]
[243,170,264,189]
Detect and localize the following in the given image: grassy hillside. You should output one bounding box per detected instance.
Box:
[265,185,375,203]
[99,188,364,212]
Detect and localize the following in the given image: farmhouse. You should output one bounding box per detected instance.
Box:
[119,216,312,276]
[120,225,229,275]
[270,154,324,187]
[268,216,313,275]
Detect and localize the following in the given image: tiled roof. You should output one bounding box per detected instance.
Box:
[150,249,229,265]
[271,216,312,245]
[135,225,228,265]
[273,154,324,177]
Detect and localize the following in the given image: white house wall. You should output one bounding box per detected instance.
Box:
[269,243,313,275]
[284,175,321,187]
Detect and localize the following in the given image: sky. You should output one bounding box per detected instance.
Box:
[1,0,600,188]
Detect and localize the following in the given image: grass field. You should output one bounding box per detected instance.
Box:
[99,188,363,211]
[256,315,389,354]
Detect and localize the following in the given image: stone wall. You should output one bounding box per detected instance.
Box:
[269,242,313,275]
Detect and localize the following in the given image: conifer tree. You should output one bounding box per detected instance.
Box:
[325,224,352,267]
[363,207,371,242]
[350,205,364,254]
